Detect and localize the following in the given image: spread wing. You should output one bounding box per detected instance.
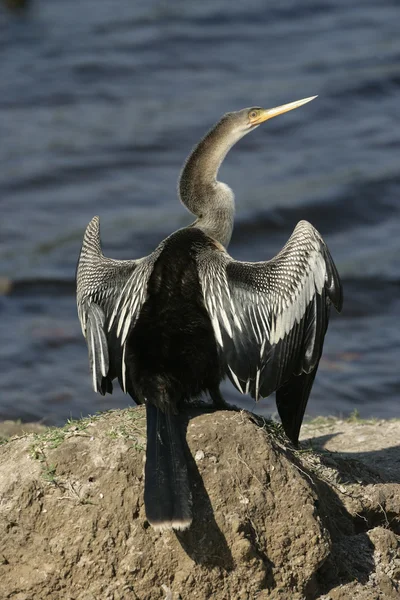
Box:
[76,216,162,397]
[198,220,343,443]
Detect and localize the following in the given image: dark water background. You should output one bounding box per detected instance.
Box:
[0,0,399,425]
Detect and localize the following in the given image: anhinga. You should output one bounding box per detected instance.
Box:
[76,96,342,531]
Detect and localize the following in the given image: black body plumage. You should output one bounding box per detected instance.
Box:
[76,100,342,530]
[126,229,223,412]
[125,230,224,529]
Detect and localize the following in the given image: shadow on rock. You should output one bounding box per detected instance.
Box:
[175,412,235,571]
[295,428,400,597]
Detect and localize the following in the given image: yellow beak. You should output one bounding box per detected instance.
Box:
[253,95,318,125]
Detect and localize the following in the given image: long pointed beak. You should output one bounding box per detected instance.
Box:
[255,96,317,125]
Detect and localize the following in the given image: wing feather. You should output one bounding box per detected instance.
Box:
[86,302,109,393]
[198,220,342,424]
[76,216,162,396]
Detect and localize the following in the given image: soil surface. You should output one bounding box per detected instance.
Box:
[0,410,399,599]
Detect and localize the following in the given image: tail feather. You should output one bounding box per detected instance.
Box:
[144,403,192,530]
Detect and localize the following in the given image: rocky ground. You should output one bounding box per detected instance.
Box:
[0,409,399,599]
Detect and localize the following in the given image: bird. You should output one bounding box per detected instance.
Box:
[76,96,343,532]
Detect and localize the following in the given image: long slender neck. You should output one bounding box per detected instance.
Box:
[179,117,243,248]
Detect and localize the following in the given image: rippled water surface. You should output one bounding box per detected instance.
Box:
[0,0,399,424]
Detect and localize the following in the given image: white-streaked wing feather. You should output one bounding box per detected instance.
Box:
[198,220,342,401]
[86,302,109,393]
[76,215,162,395]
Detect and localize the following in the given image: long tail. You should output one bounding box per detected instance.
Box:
[144,403,192,531]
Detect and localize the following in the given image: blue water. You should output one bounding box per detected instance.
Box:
[0,0,399,424]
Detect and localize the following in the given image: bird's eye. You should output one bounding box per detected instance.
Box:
[249,109,259,120]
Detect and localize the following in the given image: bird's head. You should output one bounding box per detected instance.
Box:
[180,95,317,247]
[222,96,318,136]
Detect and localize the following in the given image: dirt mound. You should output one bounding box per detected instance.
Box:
[0,410,399,599]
